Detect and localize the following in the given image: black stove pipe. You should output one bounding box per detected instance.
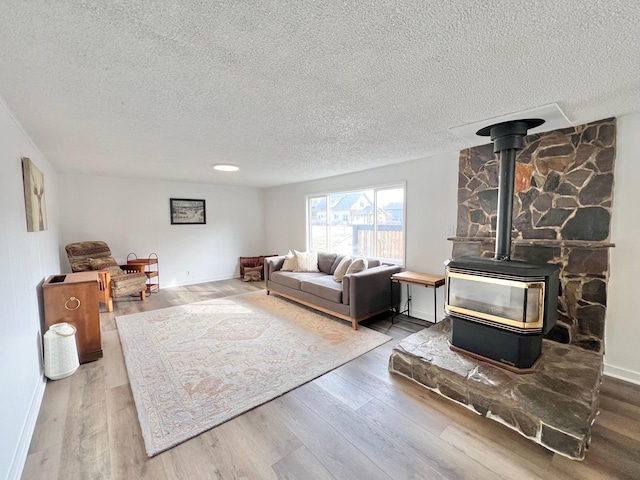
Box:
[476,119,545,261]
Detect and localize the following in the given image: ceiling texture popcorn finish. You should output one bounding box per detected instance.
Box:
[0,1,639,188]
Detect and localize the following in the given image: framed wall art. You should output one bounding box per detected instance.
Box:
[22,157,48,232]
[170,198,206,225]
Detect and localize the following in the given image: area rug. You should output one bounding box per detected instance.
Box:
[116,291,391,456]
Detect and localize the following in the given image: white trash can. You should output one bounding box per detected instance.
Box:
[44,323,80,380]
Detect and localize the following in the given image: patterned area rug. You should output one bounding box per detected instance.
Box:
[116,291,391,456]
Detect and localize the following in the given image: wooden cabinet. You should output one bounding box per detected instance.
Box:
[127,252,159,293]
[43,272,102,363]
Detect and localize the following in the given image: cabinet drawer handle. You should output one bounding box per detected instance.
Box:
[64,296,81,311]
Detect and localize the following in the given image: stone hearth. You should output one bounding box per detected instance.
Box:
[389,319,603,460]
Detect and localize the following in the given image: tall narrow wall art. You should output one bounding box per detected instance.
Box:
[22,157,48,232]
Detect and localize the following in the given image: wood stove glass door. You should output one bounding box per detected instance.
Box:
[446,272,545,330]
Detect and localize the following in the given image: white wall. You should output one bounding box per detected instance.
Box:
[57,175,265,286]
[264,151,460,321]
[0,97,61,480]
[605,113,640,384]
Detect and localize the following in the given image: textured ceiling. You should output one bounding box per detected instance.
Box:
[0,1,639,188]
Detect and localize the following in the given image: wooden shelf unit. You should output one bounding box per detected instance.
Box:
[127,252,159,293]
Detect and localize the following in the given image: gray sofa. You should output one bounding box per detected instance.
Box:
[265,252,402,330]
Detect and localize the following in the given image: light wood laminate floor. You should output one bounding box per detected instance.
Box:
[23,280,640,479]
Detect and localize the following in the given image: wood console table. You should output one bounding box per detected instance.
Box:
[391,271,445,325]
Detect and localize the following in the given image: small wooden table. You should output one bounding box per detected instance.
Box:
[43,272,102,363]
[391,271,446,325]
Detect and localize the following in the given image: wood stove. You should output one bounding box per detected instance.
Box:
[445,256,559,369]
[445,119,559,371]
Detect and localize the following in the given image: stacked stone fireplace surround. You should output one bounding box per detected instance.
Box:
[389,118,615,459]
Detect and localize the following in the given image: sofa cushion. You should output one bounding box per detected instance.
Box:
[300,276,343,304]
[88,256,123,278]
[89,256,118,270]
[104,265,126,278]
[293,250,319,272]
[367,258,381,268]
[270,271,325,290]
[317,252,337,274]
[111,272,147,297]
[65,241,112,272]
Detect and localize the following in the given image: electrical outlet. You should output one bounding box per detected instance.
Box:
[186,270,190,276]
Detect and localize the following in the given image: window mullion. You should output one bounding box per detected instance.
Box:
[373,188,379,258]
[325,195,330,252]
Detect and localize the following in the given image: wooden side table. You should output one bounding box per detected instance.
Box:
[43,272,102,363]
[391,271,445,325]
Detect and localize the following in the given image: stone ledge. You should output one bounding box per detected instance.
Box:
[447,237,615,248]
[388,318,603,460]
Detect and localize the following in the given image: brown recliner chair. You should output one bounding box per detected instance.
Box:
[65,241,147,312]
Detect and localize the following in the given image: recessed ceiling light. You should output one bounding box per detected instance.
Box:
[212,163,239,172]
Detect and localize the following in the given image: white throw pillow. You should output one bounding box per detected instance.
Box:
[293,250,319,272]
[281,250,296,271]
[345,257,368,275]
[333,256,353,283]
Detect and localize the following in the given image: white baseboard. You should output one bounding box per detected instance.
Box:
[8,377,46,480]
[603,363,640,385]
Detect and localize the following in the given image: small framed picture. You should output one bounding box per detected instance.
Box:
[170,198,206,225]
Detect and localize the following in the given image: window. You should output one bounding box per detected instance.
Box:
[308,184,405,263]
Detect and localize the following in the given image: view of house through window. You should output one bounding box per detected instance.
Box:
[308,184,405,263]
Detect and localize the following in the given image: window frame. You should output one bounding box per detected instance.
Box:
[306,182,406,266]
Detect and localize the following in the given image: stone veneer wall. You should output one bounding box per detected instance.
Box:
[451,118,615,352]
